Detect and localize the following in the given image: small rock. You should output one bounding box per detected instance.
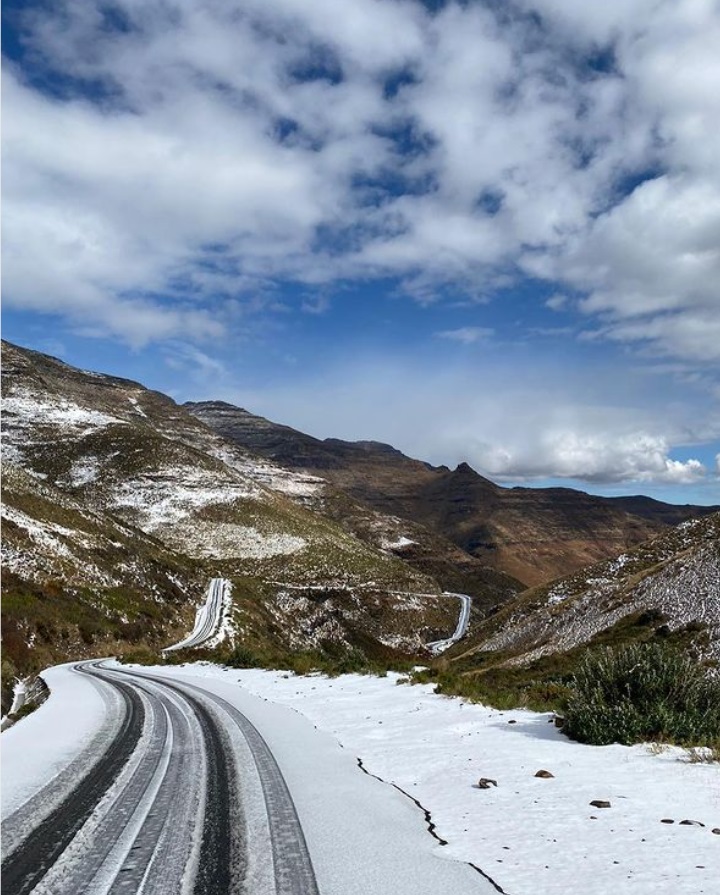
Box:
[535,769,554,778]
[476,778,498,789]
[589,800,611,809]
[712,829,720,835]
[679,820,705,827]
[660,819,675,824]
[508,719,517,724]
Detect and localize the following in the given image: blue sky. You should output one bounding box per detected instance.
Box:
[3,0,719,504]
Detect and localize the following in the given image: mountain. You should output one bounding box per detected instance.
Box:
[452,511,720,670]
[2,341,487,705]
[185,402,717,586]
[4,340,717,719]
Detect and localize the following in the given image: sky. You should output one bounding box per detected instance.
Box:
[2,0,719,504]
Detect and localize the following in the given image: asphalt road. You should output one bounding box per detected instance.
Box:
[1,662,319,895]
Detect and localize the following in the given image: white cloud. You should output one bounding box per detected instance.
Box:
[205,353,719,491]
[546,294,569,311]
[477,432,707,485]
[435,327,494,344]
[2,0,719,366]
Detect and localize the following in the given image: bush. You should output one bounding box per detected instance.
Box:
[226,645,263,668]
[563,643,720,747]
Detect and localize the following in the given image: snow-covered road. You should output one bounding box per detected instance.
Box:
[162,577,230,653]
[428,592,472,654]
[1,662,493,895]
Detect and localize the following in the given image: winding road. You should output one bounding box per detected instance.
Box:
[1,661,318,895]
[427,593,472,655]
[162,578,229,653]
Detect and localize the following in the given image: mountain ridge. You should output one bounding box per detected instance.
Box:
[185,400,718,586]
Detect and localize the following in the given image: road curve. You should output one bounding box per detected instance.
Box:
[163,578,229,653]
[427,592,472,655]
[1,661,318,895]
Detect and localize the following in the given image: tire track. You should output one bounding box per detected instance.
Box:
[3,661,321,895]
[0,678,144,895]
[110,668,319,895]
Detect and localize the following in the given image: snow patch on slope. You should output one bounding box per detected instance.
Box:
[3,392,122,433]
[484,514,720,663]
[68,457,101,486]
[382,536,416,550]
[208,446,325,498]
[161,522,306,559]
[111,468,261,530]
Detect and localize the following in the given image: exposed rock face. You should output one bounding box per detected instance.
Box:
[186,402,716,587]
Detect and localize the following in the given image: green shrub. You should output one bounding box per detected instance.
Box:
[563,643,720,747]
[226,645,263,668]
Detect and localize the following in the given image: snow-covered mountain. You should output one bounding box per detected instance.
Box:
[4,339,717,717]
[2,340,483,704]
[453,511,720,668]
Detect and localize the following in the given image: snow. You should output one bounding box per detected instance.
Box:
[382,536,416,550]
[68,457,101,486]
[0,679,28,730]
[1,663,110,820]
[209,445,325,498]
[126,396,147,417]
[2,392,122,433]
[0,503,117,586]
[132,663,488,895]
[205,579,236,648]
[1,504,77,560]
[111,468,260,529]
[163,578,233,652]
[428,593,472,655]
[5,660,718,893]
[164,664,720,895]
[161,521,306,559]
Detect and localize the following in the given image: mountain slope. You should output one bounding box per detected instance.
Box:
[452,512,720,669]
[1,342,468,703]
[186,402,716,586]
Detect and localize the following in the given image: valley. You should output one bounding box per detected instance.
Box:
[2,339,719,895]
[2,338,719,712]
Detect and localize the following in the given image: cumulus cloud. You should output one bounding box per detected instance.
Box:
[473,432,707,485]
[3,0,718,360]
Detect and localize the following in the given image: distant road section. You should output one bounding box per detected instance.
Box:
[162,577,230,653]
[427,593,472,655]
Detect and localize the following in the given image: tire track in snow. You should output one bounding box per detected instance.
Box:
[0,676,145,895]
[2,661,319,895]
